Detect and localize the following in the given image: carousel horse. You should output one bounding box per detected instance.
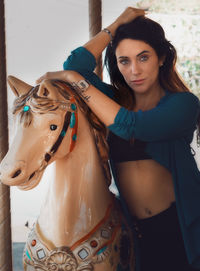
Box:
[0,76,135,271]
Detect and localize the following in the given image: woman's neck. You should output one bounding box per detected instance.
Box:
[134,84,165,112]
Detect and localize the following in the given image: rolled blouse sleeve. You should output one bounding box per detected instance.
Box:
[63,46,96,72]
[108,92,200,141]
[63,46,114,99]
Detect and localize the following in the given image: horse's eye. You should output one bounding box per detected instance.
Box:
[50,124,57,131]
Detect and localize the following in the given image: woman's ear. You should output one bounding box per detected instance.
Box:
[159,55,166,67]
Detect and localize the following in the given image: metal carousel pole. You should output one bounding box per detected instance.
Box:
[89,0,102,78]
[0,1,13,270]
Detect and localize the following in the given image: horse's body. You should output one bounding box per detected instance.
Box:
[0,76,135,271]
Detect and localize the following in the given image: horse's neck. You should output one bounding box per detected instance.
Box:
[38,113,112,247]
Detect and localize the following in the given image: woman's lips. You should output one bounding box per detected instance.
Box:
[131,79,145,85]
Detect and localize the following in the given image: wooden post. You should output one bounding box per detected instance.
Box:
[0,1,13,270]
[89,0,102,78]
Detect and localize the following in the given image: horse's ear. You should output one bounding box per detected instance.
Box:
[37,80,59,100]
[7,76,33,97]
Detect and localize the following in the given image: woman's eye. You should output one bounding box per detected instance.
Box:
[50,124,57,131]
[140,55,149,62]
[119,59,129,65]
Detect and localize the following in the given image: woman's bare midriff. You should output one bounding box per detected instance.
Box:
[115,159,175,219]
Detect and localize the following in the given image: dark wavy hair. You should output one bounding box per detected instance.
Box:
[105,16,190,109]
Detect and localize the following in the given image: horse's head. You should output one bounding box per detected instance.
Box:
[0,76,78,190]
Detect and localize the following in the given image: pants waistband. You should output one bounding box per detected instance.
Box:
[132,202,179,237]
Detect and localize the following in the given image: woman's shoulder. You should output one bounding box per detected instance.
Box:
[160,90,200,108]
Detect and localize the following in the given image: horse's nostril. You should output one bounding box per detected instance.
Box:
[12,169,22,178]
[29,172,35,180]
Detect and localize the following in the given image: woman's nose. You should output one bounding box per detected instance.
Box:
[130,62,141,75]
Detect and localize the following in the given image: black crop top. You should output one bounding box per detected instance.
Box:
[107,131,151,163]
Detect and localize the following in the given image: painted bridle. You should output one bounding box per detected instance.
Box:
[21,83,78,180]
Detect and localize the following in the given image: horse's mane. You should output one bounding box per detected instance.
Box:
[13,80,111,186]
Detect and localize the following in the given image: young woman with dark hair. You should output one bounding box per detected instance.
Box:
[37,7,200,271]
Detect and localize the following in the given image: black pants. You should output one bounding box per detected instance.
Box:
[133,202,199,271]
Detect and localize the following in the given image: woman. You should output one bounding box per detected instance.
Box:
[36,7,200,271]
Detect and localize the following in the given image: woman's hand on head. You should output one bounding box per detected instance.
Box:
[36,70,80,85]
[114,7,145,28]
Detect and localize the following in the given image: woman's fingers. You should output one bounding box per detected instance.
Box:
[36,71,68,84]
[115,7,145,26]
[36,72,52,84]
[126,6,146,18]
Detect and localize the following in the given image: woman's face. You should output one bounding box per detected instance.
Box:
[115,39,163,95]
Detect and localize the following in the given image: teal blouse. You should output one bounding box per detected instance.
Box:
[63,46,200,269]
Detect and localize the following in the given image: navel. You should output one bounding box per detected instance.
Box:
[144,208,152,216]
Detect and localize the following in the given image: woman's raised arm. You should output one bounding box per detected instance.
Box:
[83,7,145,61]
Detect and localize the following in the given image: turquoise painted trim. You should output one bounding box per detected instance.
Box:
[70,112,76,128]
[61,130,66,137]
[26,249,32,260]
[23,105,30,112]
[72,134,77,141]
[97,245,107,255]
[71,103,77,111]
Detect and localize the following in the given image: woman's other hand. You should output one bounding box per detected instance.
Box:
[114,7,146,28]
[36,70,76,85]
